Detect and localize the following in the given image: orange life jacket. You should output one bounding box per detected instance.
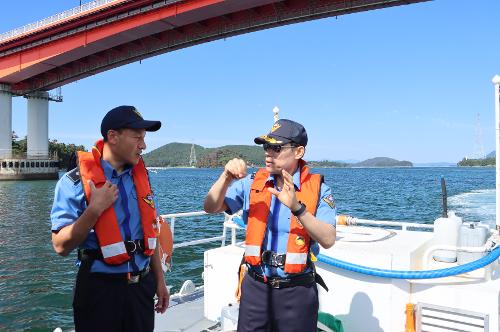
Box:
[245,161,322,274]
[77,139,158,265]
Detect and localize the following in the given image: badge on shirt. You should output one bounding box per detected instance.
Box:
[143,194,155,209]
[322,194,336,209]
[295,236,306,248]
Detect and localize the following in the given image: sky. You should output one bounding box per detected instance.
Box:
[1,0,499,163]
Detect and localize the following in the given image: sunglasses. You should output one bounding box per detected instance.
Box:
[263,143,297,153]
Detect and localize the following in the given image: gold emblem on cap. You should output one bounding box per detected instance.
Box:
[295,236,305,247]
[270,123,281,133]
[132,107,143,119]
[260,135,283,144]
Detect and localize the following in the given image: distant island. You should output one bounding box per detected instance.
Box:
[350,157,412,168]
[457,150,495,167]
[142,143,414,168]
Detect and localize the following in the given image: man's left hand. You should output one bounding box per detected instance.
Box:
[155,279,170,314]
[267,169,300,211]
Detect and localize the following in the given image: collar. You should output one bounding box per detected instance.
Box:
[101,159,132,179]
[265,167,302,190]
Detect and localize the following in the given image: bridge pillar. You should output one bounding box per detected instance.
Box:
[25,91,49,159]
[0,84,12,159]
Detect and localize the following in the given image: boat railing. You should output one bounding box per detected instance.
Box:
[352,218,434,231]
[0,0,122,43]
[159,211,435,251]
[160,211,242,250]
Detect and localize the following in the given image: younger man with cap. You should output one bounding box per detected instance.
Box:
[204,119,337,332]
[51,105,169,332]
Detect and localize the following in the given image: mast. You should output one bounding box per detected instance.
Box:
[492,74,500,232]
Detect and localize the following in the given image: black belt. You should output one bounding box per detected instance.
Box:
[78,239,145,261]
[90,265,151,284]
[247,268,315,289]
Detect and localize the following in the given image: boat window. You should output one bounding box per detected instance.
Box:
[21,162,25,167]
[36,162,40,167]
[45,162,49,167]
[14,162,19,168]
[31,162,35,167]
[9,162,13,168]
[1,162,5,168]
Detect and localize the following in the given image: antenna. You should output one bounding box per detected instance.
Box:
[189,143,197,167]
[473,113,485,159]
[273,106,279,123]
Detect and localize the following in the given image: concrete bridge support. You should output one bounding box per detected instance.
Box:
[25,91,49,159]
[0,84,12,159]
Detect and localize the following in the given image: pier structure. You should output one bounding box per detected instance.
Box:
[0,85,61,180]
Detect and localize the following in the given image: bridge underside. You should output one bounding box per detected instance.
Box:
[1,0,428,95]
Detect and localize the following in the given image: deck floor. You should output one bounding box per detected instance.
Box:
[155,288,222,332]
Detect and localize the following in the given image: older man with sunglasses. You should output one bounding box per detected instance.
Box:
[204,119,337,332]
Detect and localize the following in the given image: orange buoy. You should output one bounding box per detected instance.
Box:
[337,214,355,226]
[157,216,173,272]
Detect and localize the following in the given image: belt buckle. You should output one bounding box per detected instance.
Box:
[127,273,140,284]
[269,278,281,289]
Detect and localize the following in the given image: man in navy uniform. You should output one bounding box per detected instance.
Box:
[204,119,337,331]
[51,105,169,332]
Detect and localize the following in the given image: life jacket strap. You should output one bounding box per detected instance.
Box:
[78,239,145,262]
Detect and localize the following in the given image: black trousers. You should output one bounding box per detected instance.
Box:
[237,274,319,332]
[73,269,156,332]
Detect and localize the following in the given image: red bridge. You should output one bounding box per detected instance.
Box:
[0,0,427,177]
[0,0,427,95]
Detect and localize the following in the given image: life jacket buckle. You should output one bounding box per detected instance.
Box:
[261,250,286,267]
[126,240,137,254]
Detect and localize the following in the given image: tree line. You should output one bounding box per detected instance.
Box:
[12,134,85,170]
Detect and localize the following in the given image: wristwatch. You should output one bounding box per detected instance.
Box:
[292,201,307,217]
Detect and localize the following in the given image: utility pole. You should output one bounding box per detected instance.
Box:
[189,143,197,167]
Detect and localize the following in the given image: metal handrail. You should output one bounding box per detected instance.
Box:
[158,211,435,252]
[160,211,238,249]
[0,0,122,43]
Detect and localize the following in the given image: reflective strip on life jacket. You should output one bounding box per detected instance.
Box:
[245,245,261,258]
[101,242,127,260]
[245,161,322,274]
[285,252,308,265]
[148,237,157,250]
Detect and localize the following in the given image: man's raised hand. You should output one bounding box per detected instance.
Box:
[223,158,247,180]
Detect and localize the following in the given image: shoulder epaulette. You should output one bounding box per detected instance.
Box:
[66,167,81,184]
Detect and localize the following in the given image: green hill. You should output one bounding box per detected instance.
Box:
[143,143,414,168]
[457,157,495,167]
[352,157,412,167]
[142,143,264,167]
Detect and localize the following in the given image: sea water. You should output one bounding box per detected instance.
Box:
[0,167,494,330]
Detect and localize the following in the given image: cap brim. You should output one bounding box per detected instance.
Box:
[254,134,292,145]
[127,120,162,132]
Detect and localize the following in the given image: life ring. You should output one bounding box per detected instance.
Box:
[157,216,173,272]
[336,214,356,226]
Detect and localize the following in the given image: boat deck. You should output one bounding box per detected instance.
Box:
[155,288,221,332]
